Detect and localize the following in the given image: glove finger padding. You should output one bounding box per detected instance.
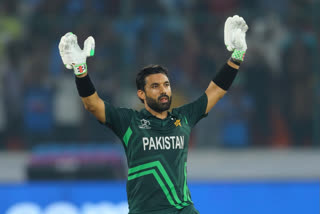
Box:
[59,36,73,69]
[58,32,96,75]
[64,33,77,45]
[238,17,248,33]
[65,33,83,55]
[224,17,234,51]
[231,28,247,51]
[224,15,248,52]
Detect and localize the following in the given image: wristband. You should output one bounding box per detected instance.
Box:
[212,63,239,90]
[75,74,96,97]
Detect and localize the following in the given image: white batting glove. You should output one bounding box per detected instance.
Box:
[224,15,248,62]
[58,32,95,76]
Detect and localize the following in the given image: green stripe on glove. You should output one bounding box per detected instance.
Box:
[231,49,246,62]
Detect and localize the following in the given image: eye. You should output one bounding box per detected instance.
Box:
[165,82,170,87]
[151,84,158,88]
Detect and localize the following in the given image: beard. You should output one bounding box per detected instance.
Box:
[145,94,172,113]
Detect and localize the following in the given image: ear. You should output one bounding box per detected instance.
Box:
[137,90,145,102]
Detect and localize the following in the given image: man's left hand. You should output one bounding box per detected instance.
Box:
[224,15,248,62]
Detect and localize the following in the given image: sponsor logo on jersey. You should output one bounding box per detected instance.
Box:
[139,119,151,129]
[142,136,184,151]
[174,119,181,127]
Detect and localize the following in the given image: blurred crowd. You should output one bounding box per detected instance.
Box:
[0,0,319,150]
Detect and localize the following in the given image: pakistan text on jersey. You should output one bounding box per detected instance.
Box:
[142,136,185,151]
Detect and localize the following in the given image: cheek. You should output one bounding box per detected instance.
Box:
[146,89,158,97]
[167,87,172,95]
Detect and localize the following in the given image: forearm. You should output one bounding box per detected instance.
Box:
[227,58,240,69]
[76,73,98,111]
[76,72,93,111]
[205,58,240,113]
[205,82,226,114]
[212,58,240,91]
[80,92,103,112]
[75,74,106,122]
[59,33,106,122]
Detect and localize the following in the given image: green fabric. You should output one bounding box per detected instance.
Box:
[183,163,188,202]
[128,168,183,209]
[128,161,190,208]
[123,126,133,147]
[100,94,208,213]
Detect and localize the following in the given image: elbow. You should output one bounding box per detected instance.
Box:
[218,91,226,99]
[84,103,97,113]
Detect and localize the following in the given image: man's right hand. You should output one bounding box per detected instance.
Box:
[58,32,95,76]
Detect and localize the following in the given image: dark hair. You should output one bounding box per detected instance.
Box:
[136,64,169,103]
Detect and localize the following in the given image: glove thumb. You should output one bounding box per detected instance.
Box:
[65,64,73,69]
[226,45,234,52]
[83,36,95,57]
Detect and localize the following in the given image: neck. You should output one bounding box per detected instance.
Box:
[145,105,168,119]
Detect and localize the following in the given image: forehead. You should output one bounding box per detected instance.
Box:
[145,73,169,85]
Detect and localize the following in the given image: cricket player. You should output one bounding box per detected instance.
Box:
[58,15,248,214]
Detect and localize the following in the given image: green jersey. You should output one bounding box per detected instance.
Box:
[101,94,208,214]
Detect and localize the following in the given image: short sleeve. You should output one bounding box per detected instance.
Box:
[100,101,134,138]
[173,93,208,127]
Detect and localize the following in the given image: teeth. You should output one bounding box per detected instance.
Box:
[160,98,167,102]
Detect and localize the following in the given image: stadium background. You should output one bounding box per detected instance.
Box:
[0,0,319,213]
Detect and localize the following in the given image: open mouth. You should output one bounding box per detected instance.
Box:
[159,96,169,103]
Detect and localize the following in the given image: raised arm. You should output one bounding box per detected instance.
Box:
[76,73,106,123]
[205,15,248,114]
[58,32,106,123]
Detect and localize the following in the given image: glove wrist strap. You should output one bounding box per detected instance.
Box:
[231,50,246,62]
[73,63,88,76]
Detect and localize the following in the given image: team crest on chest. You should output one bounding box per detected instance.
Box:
[174,119,181,127]
[139,119,151,129]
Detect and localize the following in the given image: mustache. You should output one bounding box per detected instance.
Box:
[158,95,170,101]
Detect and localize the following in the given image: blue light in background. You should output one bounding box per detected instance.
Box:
[0,180,318,214]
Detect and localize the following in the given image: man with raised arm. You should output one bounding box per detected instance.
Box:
[58,15,248,214]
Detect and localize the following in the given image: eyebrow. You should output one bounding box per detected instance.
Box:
[150,81,170,86]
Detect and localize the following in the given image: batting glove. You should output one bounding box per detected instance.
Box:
[224,15,248,62]
[58,32,95,76]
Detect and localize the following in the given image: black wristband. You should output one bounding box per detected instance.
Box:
[212,63,239,90]
[75,74,96,97]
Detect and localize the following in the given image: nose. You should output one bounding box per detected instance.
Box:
[159,85,166,93]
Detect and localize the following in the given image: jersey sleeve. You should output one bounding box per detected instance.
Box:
[100,101,134,139]
[173,93,208,127]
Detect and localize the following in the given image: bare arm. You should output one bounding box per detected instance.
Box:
[58,33,106,122]
[78,73,106,123]
[204,14,248,113]
[204,59,240,114]
[205,81,226,114]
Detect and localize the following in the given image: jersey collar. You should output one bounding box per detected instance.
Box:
[140,108,173,119]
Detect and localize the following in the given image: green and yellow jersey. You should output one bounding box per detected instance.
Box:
[101,94,208,214]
